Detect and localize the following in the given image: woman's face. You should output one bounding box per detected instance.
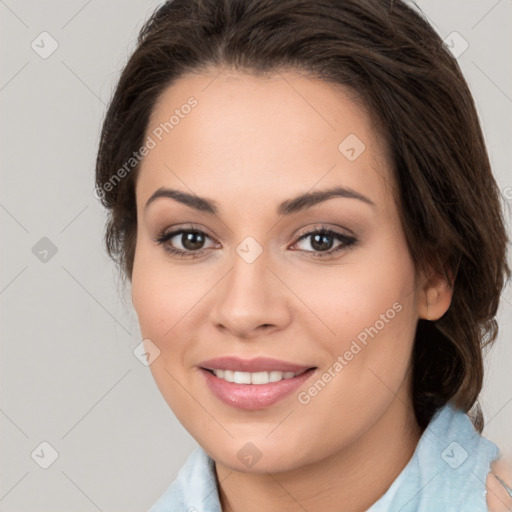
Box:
[131,69,426,472]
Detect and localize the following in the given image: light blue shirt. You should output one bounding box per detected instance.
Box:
[149,403,500,511]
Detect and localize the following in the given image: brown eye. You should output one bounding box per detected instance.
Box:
[177,230,206,251]
[154,228,217,258]
[292,228,357,259]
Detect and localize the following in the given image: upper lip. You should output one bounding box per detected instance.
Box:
[198,356,315,373]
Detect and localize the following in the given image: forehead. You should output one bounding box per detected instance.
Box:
[136,69,394,213]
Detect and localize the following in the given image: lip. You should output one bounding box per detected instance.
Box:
[198,357,317,410]
[198,356,313,373]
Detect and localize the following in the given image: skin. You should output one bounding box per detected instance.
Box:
[131,68,456,512]
[487,457,512,511]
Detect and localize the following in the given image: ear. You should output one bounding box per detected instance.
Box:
[417,267,454,321]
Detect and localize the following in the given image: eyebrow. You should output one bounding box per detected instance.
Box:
[144,185,375,216]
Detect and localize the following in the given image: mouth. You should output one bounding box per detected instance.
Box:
[197,357,318,410]
[201,367,311,384]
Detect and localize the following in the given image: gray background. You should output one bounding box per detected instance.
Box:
[0,1,511,511]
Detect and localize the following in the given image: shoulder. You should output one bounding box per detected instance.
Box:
[486,456,512,511]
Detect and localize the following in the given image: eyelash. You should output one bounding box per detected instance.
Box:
[153,224,358,260]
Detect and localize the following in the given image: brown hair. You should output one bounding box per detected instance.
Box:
[95,0,510,431]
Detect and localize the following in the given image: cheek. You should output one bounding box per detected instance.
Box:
[289,261,418,459]
[293,230,419,407]
[131,245,203,419]
[293,234,417,349]
[131,241,203,338]
[131,241,220,389]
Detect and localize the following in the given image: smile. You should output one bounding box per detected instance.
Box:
[208,368,309,384]
[198,357,317,410]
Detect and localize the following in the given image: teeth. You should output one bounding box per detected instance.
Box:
[269,371,283,382]
[233,371,251,384]
[249,371,268,384]
[211,369,302,384]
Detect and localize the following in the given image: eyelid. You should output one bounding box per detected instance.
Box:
[293,222,356,240]
[155,223,217,241]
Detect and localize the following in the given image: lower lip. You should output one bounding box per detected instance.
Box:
[200,368,317,410]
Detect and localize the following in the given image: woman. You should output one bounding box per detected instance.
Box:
[95,0,512,510]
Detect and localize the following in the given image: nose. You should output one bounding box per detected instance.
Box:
[209,247,292,340]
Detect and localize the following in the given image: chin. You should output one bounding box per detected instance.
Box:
[212,448,302,474]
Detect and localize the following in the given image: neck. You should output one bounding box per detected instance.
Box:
[215,385,423,512]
